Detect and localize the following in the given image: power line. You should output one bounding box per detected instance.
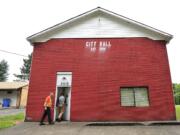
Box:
[0,49,28,58]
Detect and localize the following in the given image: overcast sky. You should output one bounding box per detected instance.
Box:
[0,0,179,83]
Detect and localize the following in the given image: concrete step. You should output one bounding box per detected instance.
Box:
[86,121,180,126]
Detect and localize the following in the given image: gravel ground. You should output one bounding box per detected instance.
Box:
[0,122,180,135]
[0,108,25,116]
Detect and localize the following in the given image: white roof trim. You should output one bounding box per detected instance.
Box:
[27,7,173,43]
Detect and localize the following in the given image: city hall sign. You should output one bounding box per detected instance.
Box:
[85,41,111,52]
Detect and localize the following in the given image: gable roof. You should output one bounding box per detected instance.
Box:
[27,7,173,43]
[0,82,28,90]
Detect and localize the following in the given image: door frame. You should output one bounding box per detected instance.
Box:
[54,72,72,121]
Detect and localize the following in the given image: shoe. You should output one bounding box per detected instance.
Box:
[39,122,46,126]
[56,119,61,122]
[49,122,55,125]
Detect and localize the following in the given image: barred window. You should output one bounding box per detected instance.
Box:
[121,87,149,107]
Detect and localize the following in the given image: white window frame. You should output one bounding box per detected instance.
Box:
[120,87,150,107]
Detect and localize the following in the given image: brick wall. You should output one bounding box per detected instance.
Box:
[26,38,175,121]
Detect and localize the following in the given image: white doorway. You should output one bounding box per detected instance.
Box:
[54,72,72,121]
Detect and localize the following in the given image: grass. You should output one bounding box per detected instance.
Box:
[0,112,24,130]
[176,105,180,121]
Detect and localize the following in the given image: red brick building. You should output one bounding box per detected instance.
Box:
[26,7,175,122]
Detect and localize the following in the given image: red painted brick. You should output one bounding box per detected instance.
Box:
[26,38,175,121]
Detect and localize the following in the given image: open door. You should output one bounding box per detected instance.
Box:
[54,72,72,121]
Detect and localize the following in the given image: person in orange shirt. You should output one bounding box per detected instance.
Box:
[39,92,54,125]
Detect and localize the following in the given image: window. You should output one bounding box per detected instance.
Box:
[7,91,13,94]
[120,87,149,107]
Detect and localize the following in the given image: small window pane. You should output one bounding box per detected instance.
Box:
[134,88,149,107]
[121,88,134,106]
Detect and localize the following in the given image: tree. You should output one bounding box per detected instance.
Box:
[0,60,9,81]
[173,83,180,105]
[14,54,32,81]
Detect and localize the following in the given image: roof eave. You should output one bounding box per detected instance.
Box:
[26,7,173,44]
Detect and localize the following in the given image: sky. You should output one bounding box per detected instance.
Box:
[0,0,179,83]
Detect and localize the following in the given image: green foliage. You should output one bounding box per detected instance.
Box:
[14,54,32,81]
[0,113,24,129]
[173,83,180,105]
[0,60,9,81]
